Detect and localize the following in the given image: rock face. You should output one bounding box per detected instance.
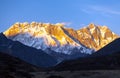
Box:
[76,23,118,50]
[3,22,93,55]
[3,22,118,54]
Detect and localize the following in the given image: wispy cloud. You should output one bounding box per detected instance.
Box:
[82,5,120,16]
[79,23,86,27]
[61,22,72,26]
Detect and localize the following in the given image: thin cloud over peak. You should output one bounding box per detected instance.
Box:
[61,22,72,26]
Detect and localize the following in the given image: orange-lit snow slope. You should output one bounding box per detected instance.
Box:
[4,22,118,54]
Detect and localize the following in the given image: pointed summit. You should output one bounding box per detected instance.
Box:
[3,22,118,54]
[77,24,119,50]
[88,23,96,29]
[4,22,93,55]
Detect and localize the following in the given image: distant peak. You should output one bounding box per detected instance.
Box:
[89,23,95,26]
[88,23,96,29]
[3,22,118,52]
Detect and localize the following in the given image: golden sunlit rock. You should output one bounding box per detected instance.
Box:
[3,22,119,51]
[77,24,119,50]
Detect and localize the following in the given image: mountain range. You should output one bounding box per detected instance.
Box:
[0,22,120,68]
[4,22,118,52]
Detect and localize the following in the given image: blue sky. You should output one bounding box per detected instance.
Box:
[0,0,120,35]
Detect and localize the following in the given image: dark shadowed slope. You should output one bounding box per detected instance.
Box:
[0,33,58,67]
[0,51,41,78]
[0,51,40,72]
[91,38,120,57]
[52,38,120,71]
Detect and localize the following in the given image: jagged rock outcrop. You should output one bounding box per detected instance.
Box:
[65,23,118,50]
[3,22,118,53]
[4,22,93,55]
[77,23,118,50]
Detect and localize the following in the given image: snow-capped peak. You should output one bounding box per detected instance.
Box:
[77,24,119,50]
[4,22,118,55]
[4,22,93,55]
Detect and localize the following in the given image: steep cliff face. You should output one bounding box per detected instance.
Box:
[3,22,118,54]
[3,22,93,55]
[76,23,118,50]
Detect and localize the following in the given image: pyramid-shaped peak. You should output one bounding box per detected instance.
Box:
[88,23,96,29]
